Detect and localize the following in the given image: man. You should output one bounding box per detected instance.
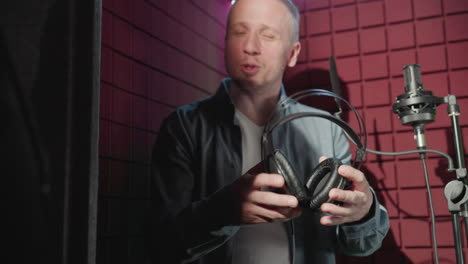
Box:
[149,0,389,263]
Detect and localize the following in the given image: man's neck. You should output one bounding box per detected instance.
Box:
[229,81,281,126]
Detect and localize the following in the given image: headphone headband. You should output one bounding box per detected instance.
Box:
[261,89,367,169]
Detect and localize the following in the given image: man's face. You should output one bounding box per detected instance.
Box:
[225,0,300,91]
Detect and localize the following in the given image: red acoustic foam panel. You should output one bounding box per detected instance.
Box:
[425,129,452,156]
[365,106,393,134]
[113,53,133,91]
[366,134,394,161]
[444,0,468,14]
[300,15,307,38]
[291,0,304,11]
[380,190,400,218]
[438,248,465,263]
[459,98,468,125]
[306,0,330,10]
[435,219,457,247]
[362,53,388,80]
[449,69,468,96]
[336,57,361,82]
[132,63,149,96]
[132,30,151,65]
[385,0,413,23]
[102,10,113,46]
[112,87,133,125]
[332,5,357,31]
[401,248,433,263]
[464,127,468,153]
[346,82,362,107]
[307,10,331,35]
[365,161,397,189]
[332,0,355,6]
[390,77,405,101]
[308,35,332,60]
[363,79,391,107]
[399,189,429,217]
[101,47,113,83]
[396,159,428,188]
[418,45,447,73]
[421,72,449,98]
[414,0,442,19]
[100,120,111,157]
[297,39,308,63]
[101,82,112,119]
[388,23,415,50]
[334,31,359,56]
[388,220,401,247]
[133,0,151,33]
[113,0,133,22]
[416,18,445,46]
[358,1,385,28]
[448,41,468,69]
[113,18,132,56]
[389,50,417,77]
[307,60,330,81]
[400,219,432,247]
[361,27,387,54]
[431,188,452,216]
[132,96,148,130]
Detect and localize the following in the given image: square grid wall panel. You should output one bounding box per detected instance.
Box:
[98,0,229,263]
[286,0,468,263]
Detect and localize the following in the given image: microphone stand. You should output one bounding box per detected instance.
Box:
[328,60,467,262]
[443,94,468,264]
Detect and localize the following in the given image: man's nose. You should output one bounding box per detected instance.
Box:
[243,34,261,55]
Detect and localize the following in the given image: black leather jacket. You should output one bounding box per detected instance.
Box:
[149,79,389,264]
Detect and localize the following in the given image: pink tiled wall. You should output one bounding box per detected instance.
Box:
[98,0,230,262]
[286,0,468,263]
[99,0,468,263]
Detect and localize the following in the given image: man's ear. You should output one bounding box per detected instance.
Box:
[287,41,301,68]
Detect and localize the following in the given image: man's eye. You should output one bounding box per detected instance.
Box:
[262,33,275,40]
[234,30,247,35]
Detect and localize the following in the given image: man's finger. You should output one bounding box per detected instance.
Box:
[320,202,352,217]
[251,173,285,189]
[328,188,361,205]
[248,190,298,208]
[242,203,290,223]
[337,165,368,190]
[318,156,327,163]
[275,207,302,220]
[320,215,347,226]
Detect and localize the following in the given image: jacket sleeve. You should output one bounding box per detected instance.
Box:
[331,121,390,256]
[336,189,390,256]
[148,111,239,263]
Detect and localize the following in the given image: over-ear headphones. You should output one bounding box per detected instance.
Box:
[261,89,366,210]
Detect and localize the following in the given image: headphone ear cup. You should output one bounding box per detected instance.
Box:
[305,158,346,210]
[267,151,310,203]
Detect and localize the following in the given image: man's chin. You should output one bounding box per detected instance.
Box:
[232,77,261,89]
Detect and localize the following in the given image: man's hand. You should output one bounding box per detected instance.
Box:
[318,156,373,226]
[231,163,302,225]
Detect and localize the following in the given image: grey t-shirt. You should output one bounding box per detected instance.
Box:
[231,108,290,264]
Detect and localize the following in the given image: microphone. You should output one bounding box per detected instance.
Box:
[392,64,444,150]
